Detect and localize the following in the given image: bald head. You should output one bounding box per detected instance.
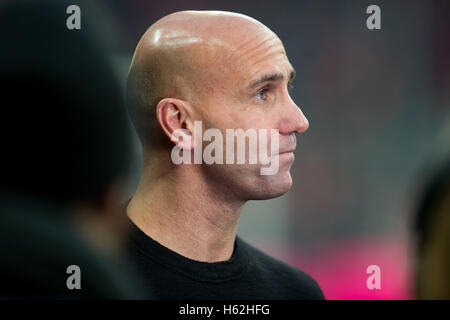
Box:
[126,11,283,149]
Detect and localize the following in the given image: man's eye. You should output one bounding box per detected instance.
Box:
[256,89,268,100]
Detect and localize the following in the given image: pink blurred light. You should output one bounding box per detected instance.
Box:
[291,236,413,300]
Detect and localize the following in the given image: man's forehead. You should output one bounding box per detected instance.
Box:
[209,35,293,96]
[237,45,293,84]
[213,28,291,85]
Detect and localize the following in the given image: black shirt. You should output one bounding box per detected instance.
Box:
[126,218,325,300]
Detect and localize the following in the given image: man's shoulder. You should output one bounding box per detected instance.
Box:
[237,237,325,300]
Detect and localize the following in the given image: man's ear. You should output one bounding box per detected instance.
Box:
[156,98,195,150]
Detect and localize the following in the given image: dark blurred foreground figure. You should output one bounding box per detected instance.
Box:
[414,124,450,299]
[0,0,148,299]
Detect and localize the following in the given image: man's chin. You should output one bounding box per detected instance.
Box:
[250,173,293,200]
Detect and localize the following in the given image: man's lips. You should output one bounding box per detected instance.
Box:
[279,136,297,155]
[279,148,296,155]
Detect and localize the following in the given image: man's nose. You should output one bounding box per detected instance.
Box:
[279,98,309,135]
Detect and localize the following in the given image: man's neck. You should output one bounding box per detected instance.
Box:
[127,165,245,262]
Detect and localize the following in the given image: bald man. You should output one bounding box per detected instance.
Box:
[125,11,324,299]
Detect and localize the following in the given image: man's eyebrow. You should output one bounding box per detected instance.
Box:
[248,69,296,90]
